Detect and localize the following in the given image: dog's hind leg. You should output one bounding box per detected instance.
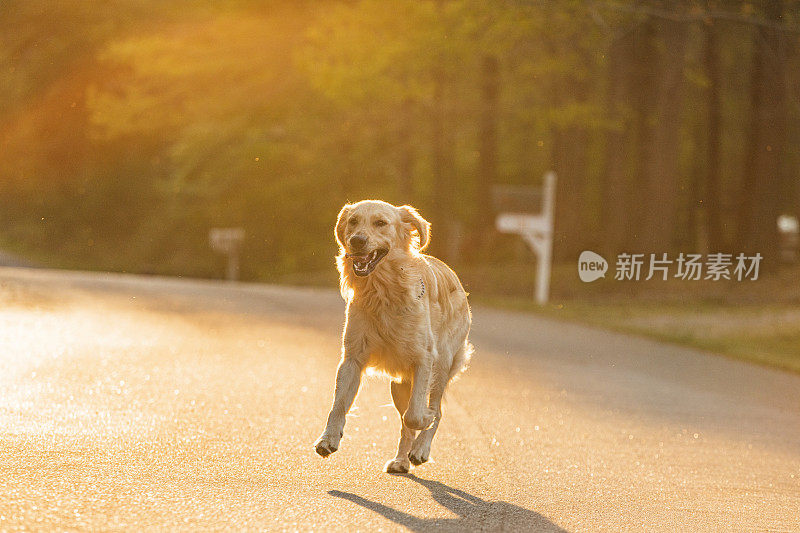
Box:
[385,380,416,473]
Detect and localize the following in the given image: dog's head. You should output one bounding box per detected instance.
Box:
[335,200,430,278]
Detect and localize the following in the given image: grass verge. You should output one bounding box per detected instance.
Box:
[475,296,800,375]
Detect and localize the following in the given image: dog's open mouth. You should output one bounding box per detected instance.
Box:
[347,248,388,277]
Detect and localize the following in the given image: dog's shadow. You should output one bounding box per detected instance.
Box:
[328,474,567,532]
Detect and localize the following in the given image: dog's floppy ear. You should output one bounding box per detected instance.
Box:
[335,204,352,248]
[398,205,430,251]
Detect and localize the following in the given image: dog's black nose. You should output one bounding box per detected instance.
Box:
[349,234,367,250]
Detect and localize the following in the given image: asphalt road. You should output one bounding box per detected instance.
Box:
[0,250,34,268]
[1,267,798,531]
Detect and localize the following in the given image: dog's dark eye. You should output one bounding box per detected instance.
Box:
[374,219,387,227]
[348,217,358,226]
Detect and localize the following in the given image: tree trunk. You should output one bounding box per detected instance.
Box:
[429,0,460,263]
[736,0,786,267]
[703,18,725,252]
[431,61,458,262]
[551,43,592,261]
[628,20,658,252]
[552,125,589,261]
[639,17,688,252]
[476,56,499,233]
[460,54,500,262]
[601,27,636,258]
[398,95,415,202]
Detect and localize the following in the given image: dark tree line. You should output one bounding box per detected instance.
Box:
[1,0,798,279]
[550,1,798,266]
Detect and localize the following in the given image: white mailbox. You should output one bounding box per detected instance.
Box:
[494,171,556,305]
[209,227,245,281]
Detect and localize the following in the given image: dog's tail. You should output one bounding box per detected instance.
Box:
[448,340,474,382]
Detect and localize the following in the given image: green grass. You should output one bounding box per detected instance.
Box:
[459,260,800,374]
[475,296,800,374]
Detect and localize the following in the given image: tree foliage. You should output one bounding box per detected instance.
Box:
[1,0,798,279]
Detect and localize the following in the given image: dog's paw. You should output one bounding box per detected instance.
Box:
[402,408,436,431]
[314,432,342,458]
[408,440,431,466]
[384,458,411,474]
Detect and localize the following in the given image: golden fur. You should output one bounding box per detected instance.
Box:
[315,200,473,472]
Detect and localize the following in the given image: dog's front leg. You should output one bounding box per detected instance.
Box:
[402,350,436,431]
[314,356,363,457]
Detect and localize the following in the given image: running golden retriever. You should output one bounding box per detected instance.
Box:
[314,200,473,473]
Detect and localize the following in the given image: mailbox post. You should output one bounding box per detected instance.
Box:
[209,227,245,281]
[494,171,556,305]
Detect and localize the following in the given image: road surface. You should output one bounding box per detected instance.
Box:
[0,250,34,268]
[1,267,798,531]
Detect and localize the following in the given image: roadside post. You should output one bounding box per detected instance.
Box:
[493,171,557,305]
[209,227,245,281]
